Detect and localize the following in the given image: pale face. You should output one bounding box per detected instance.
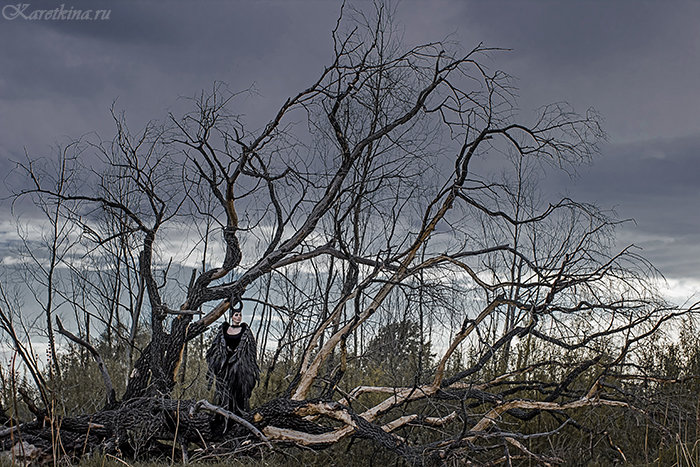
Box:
[231,311,242,326]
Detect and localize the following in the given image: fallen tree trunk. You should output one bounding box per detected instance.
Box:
[0,396,420,464]
[0,374,644,466]
[0,397,263,464]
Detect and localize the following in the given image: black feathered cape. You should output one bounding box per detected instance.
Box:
[205,322,260,413]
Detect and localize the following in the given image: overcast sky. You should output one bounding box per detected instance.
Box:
[1,0,699,301]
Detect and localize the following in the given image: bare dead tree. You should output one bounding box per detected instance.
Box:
[0,281,50,411]
[1,4,697,465]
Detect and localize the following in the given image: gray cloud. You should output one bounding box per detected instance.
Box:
[1,0,698,293]
[449,1,700,144]
[543,135,700,279]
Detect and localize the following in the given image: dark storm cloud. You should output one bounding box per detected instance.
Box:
[0,1,337,102]
[0,1,179,101]
[458,1,665,66]
[24,0,185,45]
[581,137,699,202]
[0,0,698,290]
[410,0,700,283]
[411,1,700,150]
[0,0,341,190]
[542,135,700,279]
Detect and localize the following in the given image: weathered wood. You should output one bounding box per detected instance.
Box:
[190,399,271,449]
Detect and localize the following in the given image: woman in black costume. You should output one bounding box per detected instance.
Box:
[206,306,259,416]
